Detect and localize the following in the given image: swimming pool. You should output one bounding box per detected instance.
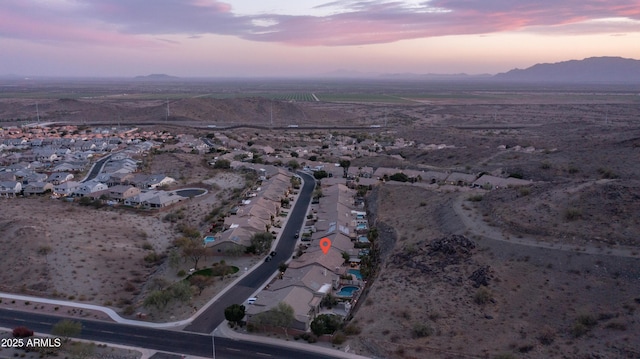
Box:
[356,223,368,230]
[348,269,362,280]
[336,286,359,297]
[203,236,215,244]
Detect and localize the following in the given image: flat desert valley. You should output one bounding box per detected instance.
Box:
[1,80,639,358]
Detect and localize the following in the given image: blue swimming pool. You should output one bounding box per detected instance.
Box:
[356,223,368,230]
[358,236,370,243]
[203,236,215,244]
[348,269,362,280]
[336,286,359,297]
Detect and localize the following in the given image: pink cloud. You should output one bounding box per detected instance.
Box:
[0,9,155,47]
[1,0,639,47]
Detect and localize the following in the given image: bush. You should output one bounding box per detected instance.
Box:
[331,332,347,345]
[213,159,231,169]
[537,326,556,345]
[474,287,492,305]
[597,168,618,179]
[564,208,582,221]
[413,323,434,338]
[389,173,409,182]
[144,251,163,263]
[571,314,597,337]
[311,314,342,336]
[343,324,362,335]
[468,194,483,202]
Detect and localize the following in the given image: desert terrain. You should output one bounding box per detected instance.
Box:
[1,79,639,358]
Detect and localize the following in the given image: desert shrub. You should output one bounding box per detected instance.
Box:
[564,208,582,221]
[412,323,434,338]
[597,168,619,179]
[537,326,556,345]
[468,194,483,202]
[540,162,551,169]
[213,159,231,169]
[519,187,531,196]
[298,332,317,343]
[577,314,597,327]
[571,314,597,337]
[605,322,627,331]
[177,270,186,277]
[144,251,163,263]
[518,344,534,353]
[141,242,153,250]
[343,324,362,335]
[571,322,589,338]
[331,332,347,345]
[568,165,580,174]
[122,305,136,315]
[474,287,492,305]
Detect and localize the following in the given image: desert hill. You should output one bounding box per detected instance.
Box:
[0,97,353,127]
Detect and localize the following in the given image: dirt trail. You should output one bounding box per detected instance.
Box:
[452,192,640,258]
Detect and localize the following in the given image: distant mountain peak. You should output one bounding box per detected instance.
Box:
[494,56,640,83]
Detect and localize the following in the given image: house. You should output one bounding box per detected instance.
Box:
[106,185,141,202]
[33,149,58,162]
[73,180,108,197]
[23,172,48,184]
[47,172,75,185]
[23,182,54,195]
[125,190,184,208]
[53,181,81,196]
[445,172,478,186]
[52,161,87,173]
[245,286,319,332]
[142,191,184,208]
[422,171,449,184]
[0,181,22,197]
[107,172,135,187]
[129,174,175,189]
[472,174,531,189]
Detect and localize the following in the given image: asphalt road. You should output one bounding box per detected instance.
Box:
[183,171,316,333]
[0,309,340,359]
[82,154,111,182]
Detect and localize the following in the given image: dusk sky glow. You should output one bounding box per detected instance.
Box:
[2,0,640,77]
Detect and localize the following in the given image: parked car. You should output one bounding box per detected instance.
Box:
[270,251,277,257]
[294,231,299,239]
[265,255,272,262]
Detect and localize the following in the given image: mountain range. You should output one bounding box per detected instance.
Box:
[321,57,640,83]
[493,57,640,83]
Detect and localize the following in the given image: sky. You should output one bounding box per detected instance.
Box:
[2,0,640,77]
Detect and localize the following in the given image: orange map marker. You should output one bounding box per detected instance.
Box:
[320,237,332,254]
